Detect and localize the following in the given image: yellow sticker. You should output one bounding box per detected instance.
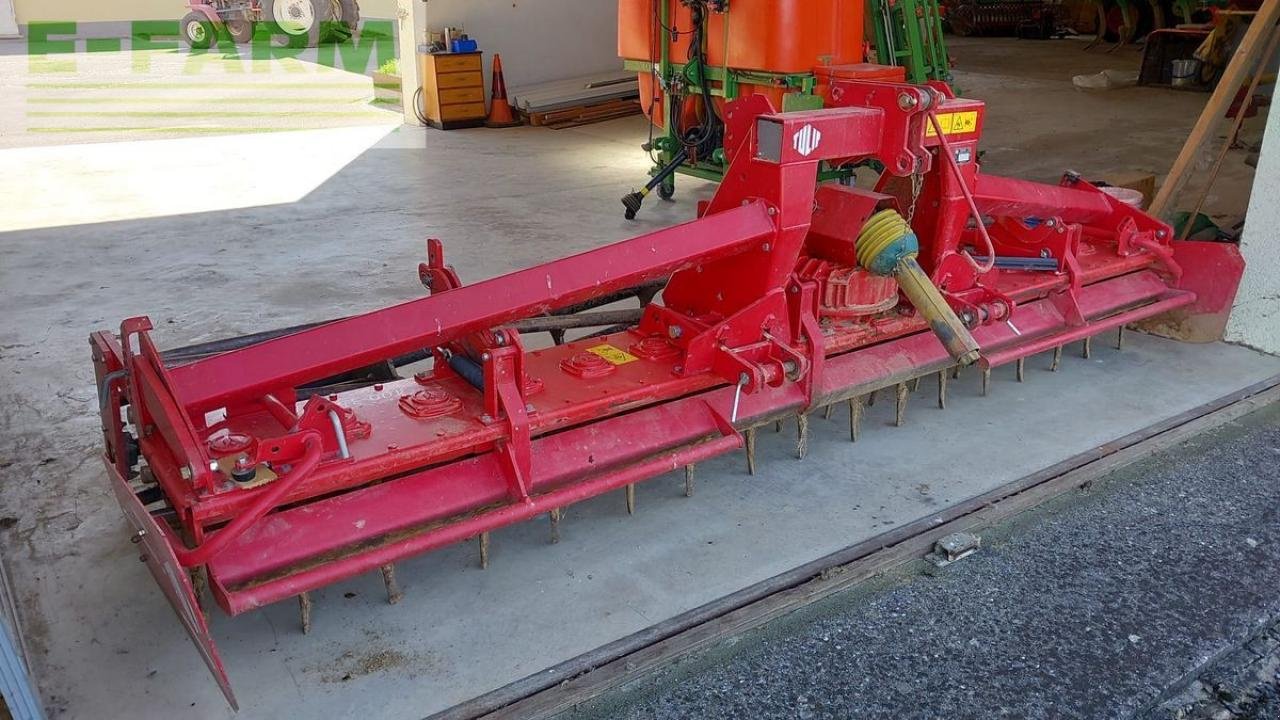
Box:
[586,344,639,366]
[925,111,979,137]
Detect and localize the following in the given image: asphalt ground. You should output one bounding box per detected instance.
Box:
[562,399,1280,720]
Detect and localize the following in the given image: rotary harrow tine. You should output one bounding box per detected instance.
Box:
[1016,357,1026,383]
[895,382,909,427]
[684,465,695,497]
[1082,336,1093,359]
[981,367,992,396]
[909,377,921,393]
[823,404,835,420]
[625,484,637,515]
[937,369,949,410]
[1051,345,1063,371]
[745,427,758,475]
[849,396,865,442]
[1116,326,1125,350]
[479,532,491,569]
[774,419,784,433]
[549,508,563,544]
[795,413,810,460]
[381,564,404,605]
[299,592,313,635]
[867,389,877,407]
[952,365,962,380]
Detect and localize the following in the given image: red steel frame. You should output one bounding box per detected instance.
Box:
[90,79,1242,707]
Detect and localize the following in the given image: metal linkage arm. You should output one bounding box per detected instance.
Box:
[168,203,778,413]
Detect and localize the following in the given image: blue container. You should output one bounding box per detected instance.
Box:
[450,39,479,53]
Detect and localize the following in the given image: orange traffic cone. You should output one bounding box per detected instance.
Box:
[485,54,521,128]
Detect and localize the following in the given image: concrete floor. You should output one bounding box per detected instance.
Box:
[0,36,1274,720]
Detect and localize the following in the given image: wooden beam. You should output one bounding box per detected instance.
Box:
[1148,0,1280,219]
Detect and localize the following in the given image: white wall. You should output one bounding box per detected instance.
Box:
[1225,107,1280,355]
[423,0,621,89]
[0,0,18,36]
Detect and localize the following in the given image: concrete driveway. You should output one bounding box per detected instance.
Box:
[0,37,404,233]
[0,37,401,149]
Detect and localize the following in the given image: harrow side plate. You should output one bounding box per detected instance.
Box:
[104,459,238,711]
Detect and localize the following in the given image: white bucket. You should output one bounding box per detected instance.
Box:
[1101,185,1144,208]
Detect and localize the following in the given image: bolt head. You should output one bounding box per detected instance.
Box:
[668,325,683,339]
[180,465,193,480]
[898,92,918,110]
[762,243,771,252]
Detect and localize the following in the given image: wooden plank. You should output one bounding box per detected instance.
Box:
[428,376,1280,720]
[1149,1,1280,218]
[509,72,637,110]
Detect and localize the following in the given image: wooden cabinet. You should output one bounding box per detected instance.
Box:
[418,52,487,130]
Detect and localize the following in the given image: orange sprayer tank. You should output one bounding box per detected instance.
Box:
[619,0,866,74]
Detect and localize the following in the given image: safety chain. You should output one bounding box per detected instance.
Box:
[906,171,924,224]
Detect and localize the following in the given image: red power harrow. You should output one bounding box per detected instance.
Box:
[90,79,1242,707]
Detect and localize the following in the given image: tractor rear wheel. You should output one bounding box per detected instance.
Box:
[265,0,324,47]
[265,0,359,46]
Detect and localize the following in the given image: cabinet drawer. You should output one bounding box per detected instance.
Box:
[433,54,482,73]
[440,102,487,121]
[440,87,486,104]
[435,71,483,90]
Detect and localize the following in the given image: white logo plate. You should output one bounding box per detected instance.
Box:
[793,124,822,157]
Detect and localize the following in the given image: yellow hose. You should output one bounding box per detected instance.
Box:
[856,209,917,271]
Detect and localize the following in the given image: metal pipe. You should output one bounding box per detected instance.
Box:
[327,410,351,460]
[174,435,323,567]
[505,309,644,334]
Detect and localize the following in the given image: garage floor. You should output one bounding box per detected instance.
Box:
[0,37,1272,719]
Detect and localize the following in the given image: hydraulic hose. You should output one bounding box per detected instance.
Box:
[174,434,323,567]
[858,209,981,366]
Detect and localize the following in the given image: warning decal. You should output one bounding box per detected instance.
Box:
[586,344,639,366]
[925,111,979,137]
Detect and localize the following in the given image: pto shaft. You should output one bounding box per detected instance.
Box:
[857,209,981,366]
[893,255,981,366]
